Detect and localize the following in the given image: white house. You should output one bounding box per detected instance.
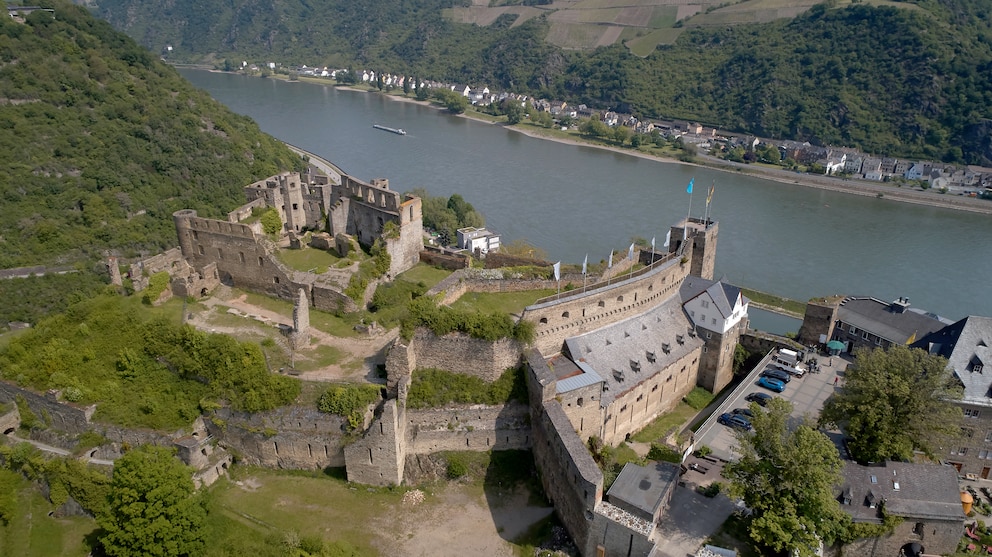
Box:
[456,227,501,255]
[682,280,749,336]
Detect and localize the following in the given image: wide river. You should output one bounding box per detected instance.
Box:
[180,69,992,323]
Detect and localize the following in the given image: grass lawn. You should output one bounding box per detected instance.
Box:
[276,246,346,274]
[207,468,407,555]
[396,263,452,289]
[239,290,362,338]
[631,402,699,444]
[738,287,805,316]
[450,289,555,315]
[0,479,95,557]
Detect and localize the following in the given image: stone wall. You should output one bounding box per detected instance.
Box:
[526,350,603,555]
[419,247,469,271]
[386,329,523,382]
[405,403,531,454]
[797,296,843,346]
[484,253,551,269]
[740,331,802,357]
[312,283,359,314]
[521,253,691,356]
[206,406,348,469]
[0,405,19,434]
[828,519,961,557]
[587,502,656,557]
[344,399,406,486]
[698,317,748,393]
[0,381,94,435]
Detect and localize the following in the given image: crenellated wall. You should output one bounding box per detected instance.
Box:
[521,253,691,356]
[206,406,348,469]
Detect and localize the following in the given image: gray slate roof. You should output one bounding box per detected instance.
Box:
[606,461,680,523]
[837,297,949,345]
[563,295,703,406]
[680,276,748,320]
[837,461,964,523]
[915,316,992,406]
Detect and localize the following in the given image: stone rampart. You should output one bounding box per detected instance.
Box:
[526,352,603,555]
[0,381,94,435]
[206,406,348,469]
[522,254,691,355]
[741,331,802,356]
[227,197,266,223]
[405,403,531,454]
[387,329,522,382]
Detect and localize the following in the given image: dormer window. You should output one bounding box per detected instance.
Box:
[646,351,656,363]
[676,334,685,345]
[630,360,641,372]
[612,369,625,382]
[662,343,671,354]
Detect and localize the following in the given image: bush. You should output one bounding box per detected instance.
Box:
[647,443,682,463]
[696,482,722,497]
[260,208,282,235]
[141,271,170,305]
[406,367,526,409]
[401,297,533,343]
[446,454,468,479]
[316,384,382,431]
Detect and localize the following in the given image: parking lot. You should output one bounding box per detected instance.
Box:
[694,349,850,461]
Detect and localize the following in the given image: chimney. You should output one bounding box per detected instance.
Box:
[890,297,910,313]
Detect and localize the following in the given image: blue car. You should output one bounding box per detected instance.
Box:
[717,413,752,431]
[757,376,786,393]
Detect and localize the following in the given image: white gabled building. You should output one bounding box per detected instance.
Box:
[680,277,750,392]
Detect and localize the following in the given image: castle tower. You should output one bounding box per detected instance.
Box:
[668,217,718,280]
[292,288,310,350]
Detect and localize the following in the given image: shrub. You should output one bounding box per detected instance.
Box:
[401,297,532,343]
[260,208,282,235]
[647,443,682,463]
[141,271,170,305]
[406,367,526,409]
[316,384,382,431]
[446,454,468,479]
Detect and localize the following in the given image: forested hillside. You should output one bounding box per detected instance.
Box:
[89,0,992,164]
[0,1,300,270]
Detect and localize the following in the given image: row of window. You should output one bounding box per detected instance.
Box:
[843,324,884,345]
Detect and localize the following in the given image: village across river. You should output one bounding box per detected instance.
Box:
[179,69,992,321]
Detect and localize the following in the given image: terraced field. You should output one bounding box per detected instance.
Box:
[448,0,916,54]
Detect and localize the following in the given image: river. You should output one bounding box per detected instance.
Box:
[179,69,992,322]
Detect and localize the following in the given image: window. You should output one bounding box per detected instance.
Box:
[875,336,882,345]
[197,245,205,255]
[706,332,712,339]
[701,314,706,322]
[913,523,924,537]
[980,450,989,459]
[850,325,857,334]
[952,447,968,456]
[701,300,709,309]
[964,428,975,438]
[966,409,982,419]
[577,397,583,407]
[985,431,992,442]
[711,318,717,325]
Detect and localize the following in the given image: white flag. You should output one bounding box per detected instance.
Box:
[553,261,561,281]
[582,254,588,275]
[651,236,656,251]
[608,251,613,268]
[663,230,671,247]
[628,242,635,260]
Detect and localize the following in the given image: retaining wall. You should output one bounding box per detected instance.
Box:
[387,329,522,382]
[206,406,348,469]
[405,403,531,454]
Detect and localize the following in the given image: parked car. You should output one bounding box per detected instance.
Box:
[761,368,792,383]
[772,361,806,377]
[732,407,754,418]
[745,392,773,406]
[718,412,752,431]
[757,376,786,393]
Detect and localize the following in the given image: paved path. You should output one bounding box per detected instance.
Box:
[4,433,115,466]
[654,487,738,557]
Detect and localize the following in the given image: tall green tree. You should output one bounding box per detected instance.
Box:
[725,399,849,556]
[98,445,206,557]
[819,345,962,463]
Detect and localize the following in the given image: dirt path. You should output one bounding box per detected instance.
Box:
[373,485,553,557]
[186,287,398,383]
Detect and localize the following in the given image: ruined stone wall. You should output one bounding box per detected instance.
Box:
[311,283,358,314]
[526,352,603,556]
[419,248,469,271]
[206,406,348,469]
[227,197,267,223]
[521,255,691,356]
[387,196,423,276]
[0,381,94,435]
[388,329,522,382]
[344,399,406,486]
[173,210,302,301]
[828,519,960,557]
[405,403,531,454]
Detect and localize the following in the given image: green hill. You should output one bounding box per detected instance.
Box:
[88,0,992,165]
[0,2,300,270]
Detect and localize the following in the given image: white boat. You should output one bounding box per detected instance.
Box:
[373,124,406,135]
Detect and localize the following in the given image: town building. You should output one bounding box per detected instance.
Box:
[834,461,964,557]
[798,296,950,353]
[456,226,500,255]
